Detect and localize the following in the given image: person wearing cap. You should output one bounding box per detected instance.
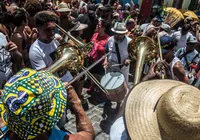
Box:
[56,2,74,32]
[158,36,188,83]
[140,36,188,83]
[175,36,199,84]
[0,69,94,140]
[158,23,171,37]
[103,22,132,87]
[171,23,193,51]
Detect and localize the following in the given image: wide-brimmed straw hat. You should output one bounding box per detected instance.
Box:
[111,22,128,34]
[125,80,200,140]
[56,2,71,12]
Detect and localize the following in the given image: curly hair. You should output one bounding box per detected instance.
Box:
[24,0,42,17]
[34,11,59,27]
[13,8,29,26]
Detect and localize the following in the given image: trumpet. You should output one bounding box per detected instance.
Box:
[128,36,158,85]
[47,24,108,93]
[56,23,93,57]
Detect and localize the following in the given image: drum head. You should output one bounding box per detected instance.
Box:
[100,72,125,90]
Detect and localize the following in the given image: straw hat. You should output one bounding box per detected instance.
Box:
[125,80,200,140]
[111,22,128,34]
[56,2,71,12]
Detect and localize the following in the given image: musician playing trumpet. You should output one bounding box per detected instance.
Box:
[143,36,188,83]
[29,11,73,129]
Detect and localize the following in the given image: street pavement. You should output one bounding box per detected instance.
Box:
[64,88,119,140]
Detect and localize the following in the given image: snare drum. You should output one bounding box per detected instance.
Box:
[100,72,127,102]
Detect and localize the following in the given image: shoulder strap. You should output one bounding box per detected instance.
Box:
[191,54,199,64]
[178,50,193,60]
[115,43,122,68]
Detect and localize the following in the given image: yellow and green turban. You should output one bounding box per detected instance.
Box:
[0,69,67,139]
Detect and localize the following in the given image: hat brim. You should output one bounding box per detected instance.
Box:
[72,23,88,31]
[56,8,71,12]
[187,41,199,44]
[111,28,128,34]
[124,80,185,140]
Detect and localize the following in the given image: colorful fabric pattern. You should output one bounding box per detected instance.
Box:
[0,69,67,139]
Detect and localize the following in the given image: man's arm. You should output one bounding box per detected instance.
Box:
[173,61,188,83]
[65,87,94,140]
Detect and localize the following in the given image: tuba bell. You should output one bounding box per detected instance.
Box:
[128,36,158,85]
[47,42,84,74]
[163,7,184,28]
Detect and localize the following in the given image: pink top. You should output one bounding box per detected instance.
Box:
[89,32,110,63]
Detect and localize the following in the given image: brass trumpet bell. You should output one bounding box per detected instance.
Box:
[128,36,157,61]
[128,36,158,85]
[47,42,84,74]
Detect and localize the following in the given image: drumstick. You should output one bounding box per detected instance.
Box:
[112,64,123,67]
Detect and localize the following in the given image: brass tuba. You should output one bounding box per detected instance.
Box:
[163,7,184,28]
[128,36,157,85]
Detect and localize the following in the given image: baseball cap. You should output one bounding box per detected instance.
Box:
[160,23,171,32]
[187,36,198,44]
[160,36,175,54]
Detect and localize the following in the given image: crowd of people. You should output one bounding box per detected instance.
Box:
[0,0,199,139]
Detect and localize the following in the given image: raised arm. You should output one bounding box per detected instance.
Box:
[65,87,94,140]
[173,61,188,83]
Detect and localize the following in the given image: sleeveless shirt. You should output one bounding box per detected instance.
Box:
[170,57,181,80]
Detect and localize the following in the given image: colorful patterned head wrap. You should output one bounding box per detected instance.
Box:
[0,69,67,139]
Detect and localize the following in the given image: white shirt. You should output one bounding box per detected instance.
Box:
[175,47,199,70]
[171,31,193,50]
[29,39,73,82]
[139,23,155,35]
[0,33,12,88]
